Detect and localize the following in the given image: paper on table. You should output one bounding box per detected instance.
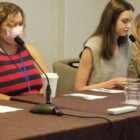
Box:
[89,88,124,93]
[0,105,23,113]
[65,93,107,100]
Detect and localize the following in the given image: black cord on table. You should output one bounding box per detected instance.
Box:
[63,113,113,125]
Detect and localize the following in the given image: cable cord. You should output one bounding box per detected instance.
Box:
[60,106,112,125]
[63,113,113,125]
[63,113,117,140]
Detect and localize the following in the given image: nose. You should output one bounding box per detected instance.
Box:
[127,21,132,29]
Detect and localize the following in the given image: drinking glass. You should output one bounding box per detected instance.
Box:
[124,82,140,105]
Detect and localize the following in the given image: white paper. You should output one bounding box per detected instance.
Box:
[65,93,107,100]
[89,88,124,93]
[0,105,23,113]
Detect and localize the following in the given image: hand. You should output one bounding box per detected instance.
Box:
[0,94,10,100]
[111,77,128,88]
[39,88,45,94]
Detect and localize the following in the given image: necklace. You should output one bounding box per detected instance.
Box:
[0,46,31,93]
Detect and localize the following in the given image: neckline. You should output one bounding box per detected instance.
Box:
[0,46,21,56]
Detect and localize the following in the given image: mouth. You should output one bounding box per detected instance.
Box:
[122,30,129,35]
[124,30,129,33]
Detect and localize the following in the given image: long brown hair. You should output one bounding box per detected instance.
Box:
[86,0,134,60]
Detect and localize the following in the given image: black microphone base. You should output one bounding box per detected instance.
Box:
[30,103,63,116]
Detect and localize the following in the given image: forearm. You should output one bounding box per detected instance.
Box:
[0,94,10,100]
[76,76,130,91]
[76,79,116,91]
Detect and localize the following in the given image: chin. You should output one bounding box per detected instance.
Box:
[118,31,128,36]
[120,33,127,36]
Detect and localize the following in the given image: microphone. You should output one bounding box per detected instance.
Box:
[129,34,140,50]
[14,36,63,115]
[128,34,140,78]
[129,34,136,43]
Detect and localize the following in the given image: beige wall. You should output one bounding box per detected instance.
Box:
[0,0,139,71]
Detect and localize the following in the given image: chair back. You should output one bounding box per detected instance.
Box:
[53,58,79,94]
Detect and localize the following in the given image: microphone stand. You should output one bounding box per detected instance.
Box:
[14,37,63,115]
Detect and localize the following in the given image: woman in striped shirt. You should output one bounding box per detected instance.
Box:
[0,2,47,100]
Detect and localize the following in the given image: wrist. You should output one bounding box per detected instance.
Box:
[106,79,116,88]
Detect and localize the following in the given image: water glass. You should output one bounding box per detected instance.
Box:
[124,82,140,105]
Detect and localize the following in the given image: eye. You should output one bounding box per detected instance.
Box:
[18,21,23,26]
[121,18,132,24]
[14,21,23,27]
[6,23,13,28]
[122,19,129,24]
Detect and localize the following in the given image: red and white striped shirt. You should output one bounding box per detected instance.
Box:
[0,47,43,96]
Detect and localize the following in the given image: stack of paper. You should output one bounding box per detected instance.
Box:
[65,93,107,100]
[0,105,23,113]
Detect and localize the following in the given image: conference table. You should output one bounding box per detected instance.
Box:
[0,90,140,140]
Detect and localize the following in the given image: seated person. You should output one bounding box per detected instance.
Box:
[127,13,140,78]
[75,0,134,91]
[0,2,47,100]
